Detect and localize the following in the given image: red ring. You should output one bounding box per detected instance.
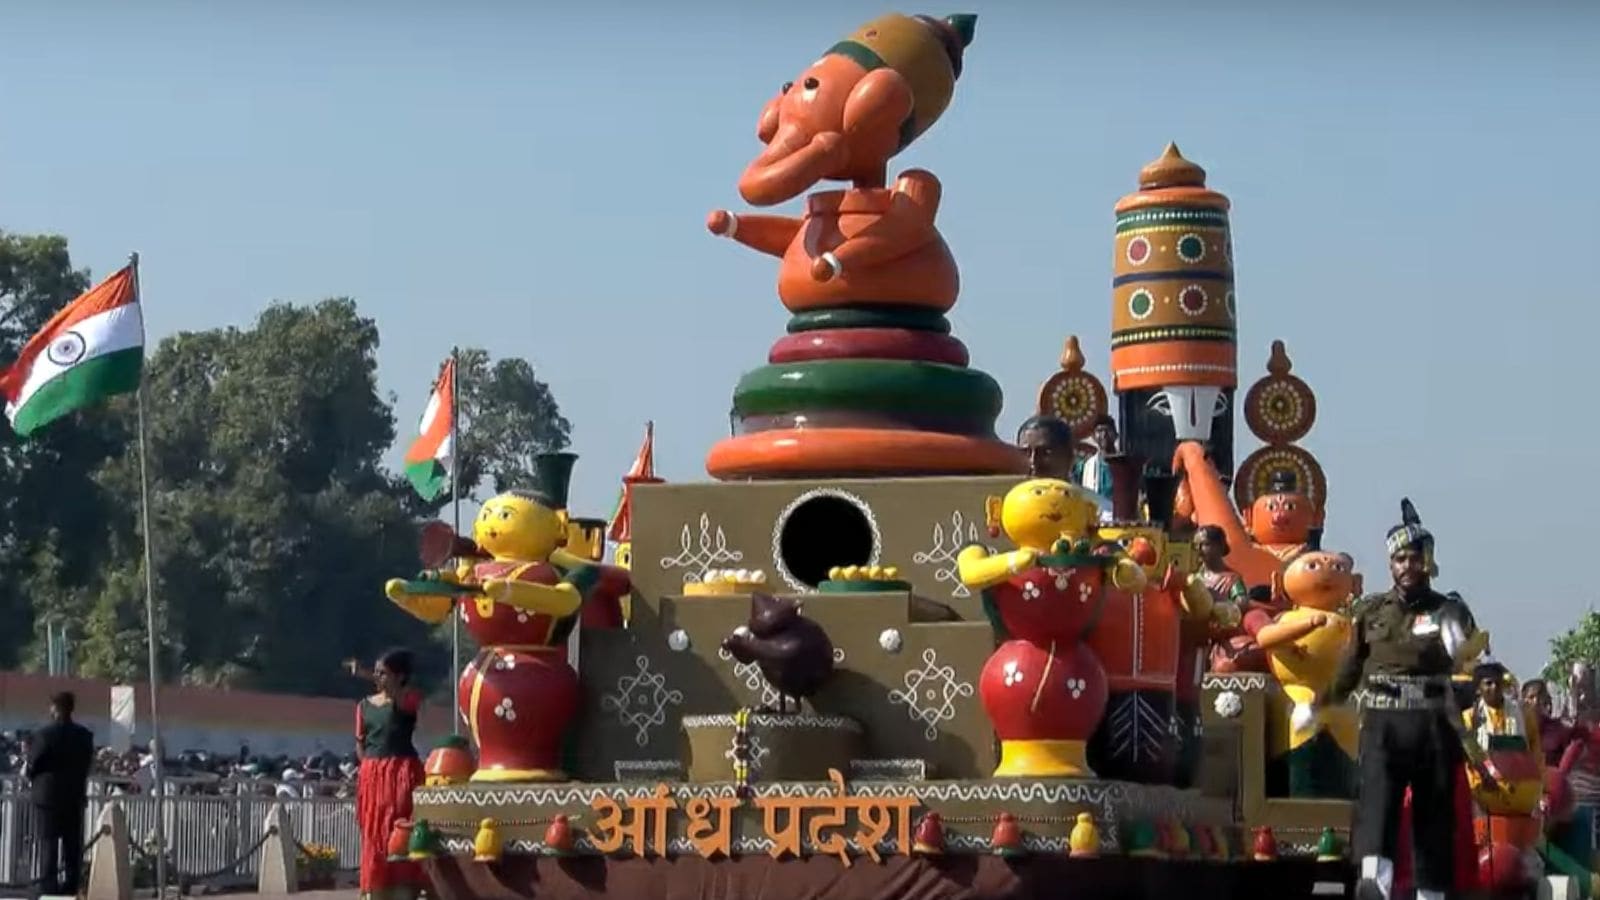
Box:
[767,328,970,366]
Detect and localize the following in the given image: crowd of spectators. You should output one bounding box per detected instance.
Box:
[1,730,358,798]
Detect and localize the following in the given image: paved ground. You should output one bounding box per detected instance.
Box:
[244,893,355,900]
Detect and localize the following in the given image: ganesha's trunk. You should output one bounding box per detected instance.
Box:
[739,129,849,206]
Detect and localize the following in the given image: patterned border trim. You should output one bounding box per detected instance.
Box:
[1201,673,1270,692]
[1113,363,1236,378]
[1111,326,1236,347]
[1115,209,1229,232]
[1117,224,1229,238]
[441,833,1076,857]
[614,760,683,781]
[682,713,863,731]
[770,488,882,593]
[416,778,1215,813]
[848,759,928,781]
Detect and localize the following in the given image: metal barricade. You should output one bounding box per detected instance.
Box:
[0,775,359,893]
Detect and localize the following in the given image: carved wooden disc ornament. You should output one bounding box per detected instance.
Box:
[1233,444,1327,516]
[1036,336,1109,439]
[1242,340,1316,444]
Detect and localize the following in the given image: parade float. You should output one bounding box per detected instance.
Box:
[369,11,1589,900]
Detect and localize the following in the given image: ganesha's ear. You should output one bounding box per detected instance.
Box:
[757,94,783,144]
[842,68,914,150]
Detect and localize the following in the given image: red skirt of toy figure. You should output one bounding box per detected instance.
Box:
[357,755,426,893]
[980,638,1108,743]
[458,645,580,776]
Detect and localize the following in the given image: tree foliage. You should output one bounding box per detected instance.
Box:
[450,347,572,500]
[0,231,572,697]
[1543,608,1600,684]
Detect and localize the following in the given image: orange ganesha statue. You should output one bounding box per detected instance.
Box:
[704,12,1024,480]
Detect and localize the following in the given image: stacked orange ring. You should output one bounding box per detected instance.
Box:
[707,305,1025,479]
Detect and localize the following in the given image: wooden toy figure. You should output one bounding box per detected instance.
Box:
[958,478,1146,777]
[1256,551,1358,798]
[384,452,605,782]
[704,13,1025,480]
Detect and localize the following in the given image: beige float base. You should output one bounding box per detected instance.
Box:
[994,739,1093,778]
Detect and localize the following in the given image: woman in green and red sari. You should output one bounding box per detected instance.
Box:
[355,649,426,900]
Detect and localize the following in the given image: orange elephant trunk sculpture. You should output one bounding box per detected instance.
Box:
[705,12,1026,480]
[1172,440,1316,589]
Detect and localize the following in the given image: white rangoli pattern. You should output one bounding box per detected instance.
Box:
[912,510,983,598]
[717,646,784,708]
[602,655,683,747]
[888,648,975,741]
[723,731,771,771]
[659,514,744,582]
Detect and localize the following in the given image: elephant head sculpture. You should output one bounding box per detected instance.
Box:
[738,13,977,206]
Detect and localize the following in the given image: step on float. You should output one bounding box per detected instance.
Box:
[365,10,1507,900]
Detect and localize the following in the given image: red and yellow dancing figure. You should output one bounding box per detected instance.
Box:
[352,649,427,900]
[385,453,606,782]
[958,479,1147,777]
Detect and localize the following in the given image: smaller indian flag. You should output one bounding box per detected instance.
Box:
[404,357,456,501]
[1,264,144,439]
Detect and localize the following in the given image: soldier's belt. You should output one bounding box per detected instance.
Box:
[1353,674,1452,711]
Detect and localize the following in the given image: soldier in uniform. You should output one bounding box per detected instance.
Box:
[1329,499,1493,900]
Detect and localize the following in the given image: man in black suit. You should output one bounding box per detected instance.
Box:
[25,691,95,897]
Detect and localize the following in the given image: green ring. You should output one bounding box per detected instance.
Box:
[817,579,914,594]
[732,360,1004,418]
[787,307,952,335]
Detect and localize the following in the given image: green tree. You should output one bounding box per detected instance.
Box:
[0,232,121,670]
[85,299,445,694]
[449,346,572,501]
[1544,608,1600,684]
[2,231,575,699]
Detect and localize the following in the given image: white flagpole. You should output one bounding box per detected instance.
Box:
[129,253,169,898]
[448,349,462,735]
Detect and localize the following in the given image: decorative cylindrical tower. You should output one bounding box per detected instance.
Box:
[1109,143,1238,478]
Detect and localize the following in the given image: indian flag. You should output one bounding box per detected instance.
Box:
[404,357,455,501]
[1,264,144,438]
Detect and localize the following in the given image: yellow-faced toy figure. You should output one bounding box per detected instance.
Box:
[383,452,601,782]
[958,478,1141,778]
[1255,551,1358,798]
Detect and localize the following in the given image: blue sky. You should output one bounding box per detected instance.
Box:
[3,1,1596,680]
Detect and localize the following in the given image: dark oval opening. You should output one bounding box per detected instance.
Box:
[777,494,875,588]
